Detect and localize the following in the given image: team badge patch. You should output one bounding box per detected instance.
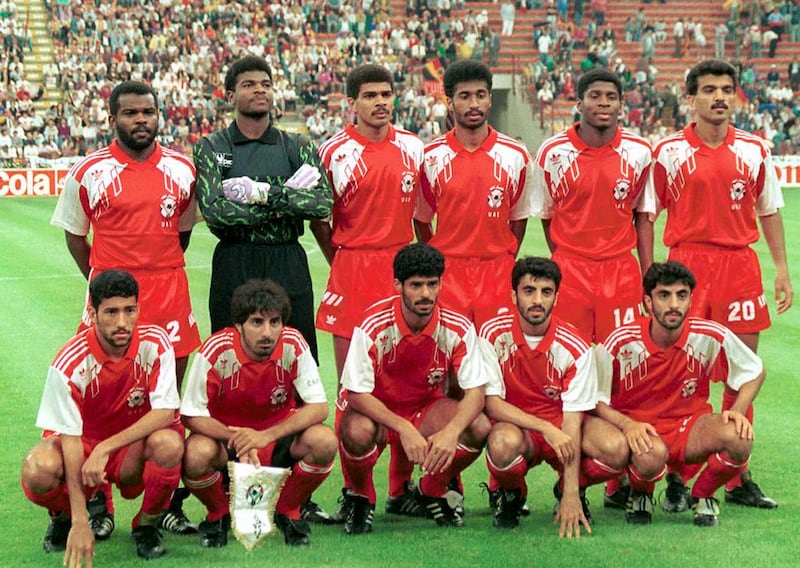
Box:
[126,387,146,408]
[400,171,416,194]
[612,178,631,201]
[270,386,289,406]
[729,179,746,202]
[487,186,504,208]
[681,378,698,398]
[160,194,177,219]
[228,461,290,551]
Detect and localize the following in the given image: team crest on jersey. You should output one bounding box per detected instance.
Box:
[681,378,698,398]
[729,179,746,206]
[427,367,446,386]
[160,194,177,220]
[126,387,147,408]
[543,384,561,401]
[487,186,504,209]
[400,171,416,194]
[271,386,289,406]
[612,178,631,202]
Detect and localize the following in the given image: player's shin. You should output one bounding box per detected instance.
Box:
[276,460,334,518]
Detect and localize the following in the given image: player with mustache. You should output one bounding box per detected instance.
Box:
[651,59,792,512]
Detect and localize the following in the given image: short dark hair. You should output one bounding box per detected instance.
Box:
[89,270,138,309]
[577,68,622,100]
[109,81,158,116]
[346,64,394,100]
[444,59,493,99]
[393,243,445,283]
[685,59,738,95]
[225,56,273,93]
[231,279,291,325]
[512,257,562,292]
[643,261,697,296]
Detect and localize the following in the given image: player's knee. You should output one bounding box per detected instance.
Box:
[147,428,185,469]
[305,424,338,463]
[597,432,630,470]
[21,445,63,492]
[722,429,753,462]
[487,423,524,466]
[183,435,220,477]
[465,412,492,447]
[339,411,378,454]
[632,444,668,477]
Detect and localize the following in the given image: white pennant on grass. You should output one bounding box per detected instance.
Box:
[228,461,291,551]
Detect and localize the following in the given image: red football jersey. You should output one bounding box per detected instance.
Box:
[532,124,654,260]
[341,296,487,418]
[181,326,326,431]
[596,317,763,425]
[319,123,424,250]
[416,127,533,257]
[51,140,196,271]
[36,325,180,441]
[652,123,784,248]
[480,313,597,426]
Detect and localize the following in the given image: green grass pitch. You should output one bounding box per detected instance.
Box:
[1,195,798,567]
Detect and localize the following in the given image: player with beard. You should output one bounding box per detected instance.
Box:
[51,80,200,538]
[479,257,628,537]
[652,59,792,512]
[415,59,533,321]
[180,280,337,547]
[193,56,333,523]
[595,262,765,527]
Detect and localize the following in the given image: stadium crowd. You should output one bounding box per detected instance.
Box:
[1,0,799,162]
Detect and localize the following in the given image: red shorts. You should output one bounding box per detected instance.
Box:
[316,248,399,338]
[552,251,644,343]
[384,401,435,446]
[439,254,515,321]
[526,430,563,473]
[655,409,712,467]
[80,267,201,358]
[669,245,770,334]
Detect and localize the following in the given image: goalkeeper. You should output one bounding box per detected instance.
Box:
[180,279,337,547]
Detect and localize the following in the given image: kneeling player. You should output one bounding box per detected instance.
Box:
[338,243,490,534]
[480,257,628,537]
[21,270,183,564]
[180,280,337,547]
[595,262,764,526]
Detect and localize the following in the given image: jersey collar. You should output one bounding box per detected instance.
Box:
[445,125,498,153]
[109,139,163,167]
[684,121,735,148]
[640,317,691,354]
[229,121,279,145]
[87,325,141,365]
[510,313,558,355]
[346,122,396,145]
[566,123,622,151]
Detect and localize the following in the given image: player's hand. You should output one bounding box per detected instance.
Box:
[81,449,109,488]
[63,521,94,568]
[554,494,591,539]
[398,423,428,466]
[222,176,270,205]
[543,426,575,464]
[285,164,321,190]
[239,448,262,467]
[228,426,272,457]
[422,427,459,475]
[774,274,793,314]
[621,420,658,456]
[722,410,754,440]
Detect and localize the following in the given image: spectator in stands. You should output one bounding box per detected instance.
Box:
[500,2,515,36]
[673,18,685,58]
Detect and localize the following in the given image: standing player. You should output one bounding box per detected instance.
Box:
[50,80,200,536]
[531,67,655,345]
[193,55,332,356]
[480,257,627,537]
[310,64,426,517]
[180,280,337,547]
[595,262,765,527]
[337,243,490,534]
[414,59,534,321]
[21,270,184,562]
[652,59,792,510]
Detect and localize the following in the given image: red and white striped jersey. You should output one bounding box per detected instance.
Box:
[181,326,326,430]
[36,324,179,440]
[319,123,424,250]
[416,127,533,257]
[480,313,596,426]
[342,296,487,417]
[51,140,196,271]
[652,123,784,248]
[531,124,654,260]
[596,317,763,425]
